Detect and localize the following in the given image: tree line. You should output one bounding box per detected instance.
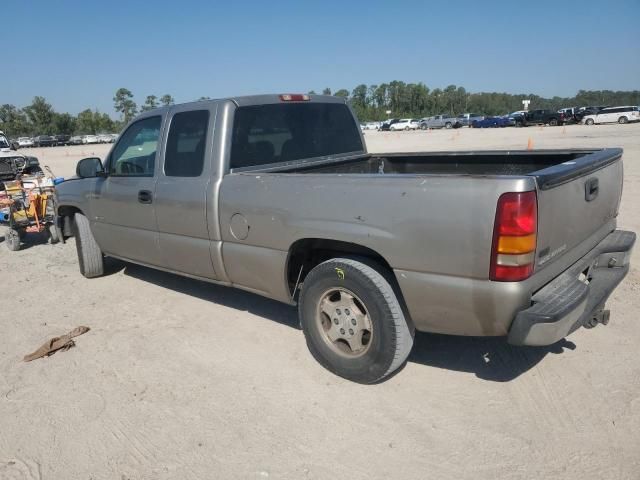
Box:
[312,84,640,121]
[0,88,175,138]
[1,85,638,137]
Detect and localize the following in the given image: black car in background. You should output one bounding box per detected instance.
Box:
[53,134,71,146]
[32,135,55,147]
[512,109,566,127]
[379,119,400,131]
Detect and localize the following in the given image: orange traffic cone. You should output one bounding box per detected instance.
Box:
[527,138,534,150]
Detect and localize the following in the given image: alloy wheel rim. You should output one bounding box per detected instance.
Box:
[316,288,373,357]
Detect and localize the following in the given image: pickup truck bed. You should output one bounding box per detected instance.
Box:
[54,94,634,383]
[280,149,602,177]
[224,146,629,338]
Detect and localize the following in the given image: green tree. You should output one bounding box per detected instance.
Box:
[23,96,55,134]
[350,84,369,120]
[96,112,116,133]
[113,88,137,123]
[322,88,331,95]
[141,95,159,112]
[308,90,317,95]
[0,104,31,136]
[160,94,174,106]
[53,112,76,135]
[334,89,349,98]
[76,109,98,134]
[75,109,114,134]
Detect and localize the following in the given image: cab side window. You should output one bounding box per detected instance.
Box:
[110,116,162,177]
[164,110,209,177]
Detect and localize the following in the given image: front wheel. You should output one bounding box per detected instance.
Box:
[444,122,452,129]
[299,258,414,384]
[618,116,628,124]
[72,213,104,278]
[585,118,595,125]
[549,118,558,126]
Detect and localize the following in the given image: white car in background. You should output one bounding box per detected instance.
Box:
[583,106,640,125]
[17,137,34,148]
[389,118,419,131]
[365,122,380,130]
[97,134,114,143]
[83,135,99,144]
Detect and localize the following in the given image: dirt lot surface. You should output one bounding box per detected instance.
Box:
[1,124,639,479]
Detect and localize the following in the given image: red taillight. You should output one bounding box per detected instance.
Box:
[279,94,310,102]
[490,191,538,281]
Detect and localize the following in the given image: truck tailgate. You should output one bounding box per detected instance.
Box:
[534,149,623,273]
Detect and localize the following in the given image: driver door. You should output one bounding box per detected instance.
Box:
[90,115,165,266]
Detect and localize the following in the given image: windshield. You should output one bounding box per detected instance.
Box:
[0,135,10,148]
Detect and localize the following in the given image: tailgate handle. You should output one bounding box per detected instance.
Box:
[585,178,599,202]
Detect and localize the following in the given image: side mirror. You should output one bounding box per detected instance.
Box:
[76,157,105,178]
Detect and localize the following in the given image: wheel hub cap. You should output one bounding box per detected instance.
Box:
[317,288,372,356]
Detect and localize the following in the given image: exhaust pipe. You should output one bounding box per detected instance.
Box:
[584,309,610,329]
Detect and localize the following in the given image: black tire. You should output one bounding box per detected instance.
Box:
[618,116,628,124]
[46,222,61,244]
[299,258,414,384]
[444,122,452,129]
[548,118,558,126]
[404,126,409,131]
[72,213,104,278]
[5,228,21,251]
[585,118,595,125]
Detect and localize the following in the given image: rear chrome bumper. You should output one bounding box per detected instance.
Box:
[508,230,635,346]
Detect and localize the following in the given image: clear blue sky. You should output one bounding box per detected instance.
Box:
[2,0,638,116]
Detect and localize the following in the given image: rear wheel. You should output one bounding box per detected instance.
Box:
[404,126,409,131]
[618,116,628,124]
[72,213,104,278]
[445,122,452,129]
[548,118,558,126]
[585,118,595,125]
[299,258,414,384]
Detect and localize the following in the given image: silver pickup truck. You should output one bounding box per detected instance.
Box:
[54,94,635,383]
[420,114,456,129]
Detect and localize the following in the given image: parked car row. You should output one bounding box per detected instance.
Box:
[10,133,118,148]
[364,105,639,132]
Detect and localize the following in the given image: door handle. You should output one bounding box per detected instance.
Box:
[138,190,153,204]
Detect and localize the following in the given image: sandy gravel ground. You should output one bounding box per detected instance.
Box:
[1,124,639,479]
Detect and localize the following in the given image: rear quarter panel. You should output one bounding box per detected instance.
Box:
[218,173,534,311]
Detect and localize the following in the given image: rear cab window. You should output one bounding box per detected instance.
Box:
[230,102,363,169]
[164,110,209,177]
